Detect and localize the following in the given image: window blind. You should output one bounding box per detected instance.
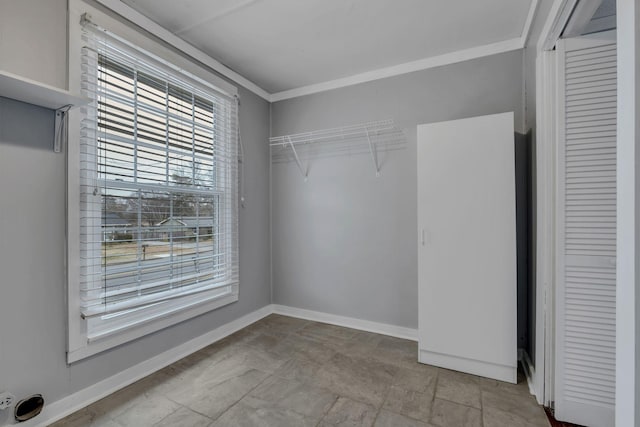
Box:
[79,23,239,320]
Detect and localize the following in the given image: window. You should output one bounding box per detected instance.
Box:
[73,21,239,348]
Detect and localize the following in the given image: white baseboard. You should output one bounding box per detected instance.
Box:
[19,305,273,427]
[15,303,417,427]
[419,349,517,384]
[272,304,418,341]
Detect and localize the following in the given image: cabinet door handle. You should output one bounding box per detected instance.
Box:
[421,229,425,246]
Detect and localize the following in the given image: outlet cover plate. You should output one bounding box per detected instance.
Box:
[0,392,15,410]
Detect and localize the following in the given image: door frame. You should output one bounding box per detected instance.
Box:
[534,0,622,412]
[615,1,640,425]
[532,0,578,406]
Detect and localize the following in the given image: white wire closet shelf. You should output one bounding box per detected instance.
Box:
[0,70,90,152]
[269,119,406,180]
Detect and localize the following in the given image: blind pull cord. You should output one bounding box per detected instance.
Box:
[236,95,246,208]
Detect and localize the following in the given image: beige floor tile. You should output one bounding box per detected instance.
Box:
[168,368,269,419]
[483,405,551,427]
[438,368,483,384]
[314,367,388,407]
[271,335,338,364]
[479,375,532,397]
[153,406,212,427]
[374,409,432,427]
[361,336,418,369]
[348,330,385,348]
[330,352,398,384]
[434,373,482,408]
[215,328,260,346]
[167,351,256,394]
[482,388,550,425]
[382,385,432,421]
[52,317,548,427]
[113,394,180,426]
[147,365,203,397]
[392,365,438,394]
[376,336,418,357]
[48,408,118,427]
[320,396,378,427]
[272,357,324,383]
[430,398,482,427]
[249,376,338,418]
[230,344,289,373]
[210,395,319,427]
[88,377,164,419]
[295,322,359,344]
[326,332,383,355]
[243,333,282,351]
[315,352,396,407]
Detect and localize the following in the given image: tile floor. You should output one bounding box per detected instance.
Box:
[52,315,551,427]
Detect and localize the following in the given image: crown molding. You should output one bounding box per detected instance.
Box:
[522,0,540,46]
[93,0,540,103]
[270,37,524,102]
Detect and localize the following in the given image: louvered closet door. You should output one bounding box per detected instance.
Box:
[555,32,616,427]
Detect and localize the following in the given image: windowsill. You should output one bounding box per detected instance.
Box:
[67,289,238,364]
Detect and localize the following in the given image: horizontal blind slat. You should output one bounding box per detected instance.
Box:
[80,25,239,320]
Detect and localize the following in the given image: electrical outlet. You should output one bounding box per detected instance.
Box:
[0,392,15,410]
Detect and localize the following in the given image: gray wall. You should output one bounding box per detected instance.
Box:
[0,0,68,89]
[0,1,270,424]
[271,50,525,329]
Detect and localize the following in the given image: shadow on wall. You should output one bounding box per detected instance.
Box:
[0,97,55,150]
[515,131,534,361]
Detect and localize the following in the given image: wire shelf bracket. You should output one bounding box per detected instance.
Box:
[287,135,309,182]
[269,119,404,180]
[365,127,381,177]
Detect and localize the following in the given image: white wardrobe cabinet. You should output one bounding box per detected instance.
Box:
[417,112,518,383]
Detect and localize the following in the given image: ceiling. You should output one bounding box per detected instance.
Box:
[120,0,534,96]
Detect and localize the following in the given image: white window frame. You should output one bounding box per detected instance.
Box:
[66,0,238,363]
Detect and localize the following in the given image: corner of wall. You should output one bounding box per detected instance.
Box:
[268,101,274,305]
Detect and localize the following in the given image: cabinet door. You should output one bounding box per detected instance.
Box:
[417,112,517,383]
[555,32,617,427]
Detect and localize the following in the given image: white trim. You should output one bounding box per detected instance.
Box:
[270,38,524,102]
[68,292,239,363]
[92,0,270,101]
[562,0,603,38]
[616,1,639,425]
[531,0,580,407]
[271,304,418,341]
[22,305,273,427]
[534,49,558,407]
[521,0,541,46]
[553,37,568,420]
[90,0,542,102]
[536,0,577,51]
[419,349,517,384]
[21,304,421,426]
